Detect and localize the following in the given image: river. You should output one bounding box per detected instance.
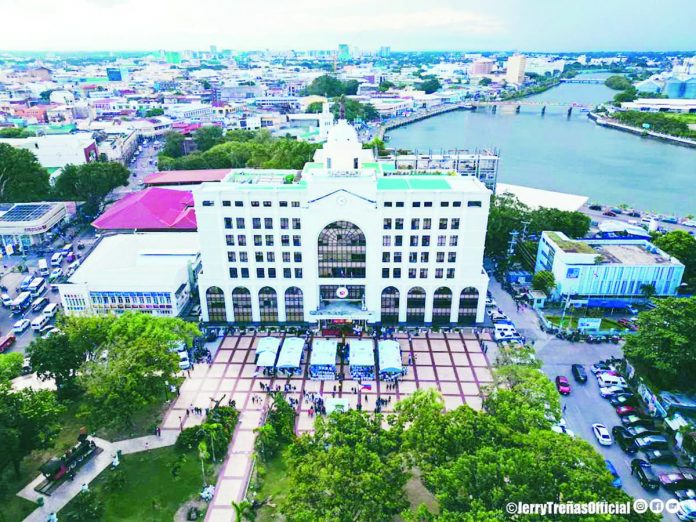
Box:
[385,74,695,217]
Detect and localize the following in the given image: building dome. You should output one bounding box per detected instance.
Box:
[326,119,358,144]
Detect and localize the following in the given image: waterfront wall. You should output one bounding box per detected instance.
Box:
[378,102,473,140]
[589,112,696,149]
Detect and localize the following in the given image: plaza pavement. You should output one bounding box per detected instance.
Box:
[164,330,494,522]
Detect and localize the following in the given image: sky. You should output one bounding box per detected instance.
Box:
[1,0,694,52]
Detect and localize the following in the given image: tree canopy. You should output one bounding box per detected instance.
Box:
[303,75,358,97]
[161,131,185,158]
[416,77,442,94]
[532,270,556,295]
[52,162,129,217]
[331,97,378,122]
[0,352,23,382]
[623,297,696,391]
[0,143,51,202]
[604,75,633,91]
[653,230,696,290]
[193,125,224,152]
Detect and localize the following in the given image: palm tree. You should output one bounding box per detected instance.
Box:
[231,500,255,522]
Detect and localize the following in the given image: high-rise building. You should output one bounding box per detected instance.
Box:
[470,58,494,76]
[338,44,351,61]
[505,54,527,84]
[194,121,491,327]
[378,46,391,58]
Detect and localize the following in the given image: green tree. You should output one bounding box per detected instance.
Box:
[255,392,296,460]
[144,107,164,117]
[363,137,387,156]
[331,98,378,122]
[528,207,590,239]
[0,383,64,476]
[161,131,185,158]
[53,162,129,217]
[27,332,91,399]
[0,352,23,382]
[532,270,556,295]
[282,410,409,522]
[193,125,224,152]
[604,75,633,90]
[484,194,530,265]
[653,230,696,289]
[306,101,324,113]
[0,128,35,138]
[63,490,104,522]
[378,80,395,92]
[416,77,441,94]
[623,297,696,391]
[0,143,51,202]
[304,75,347,97]
[613,86,638,105]
[640,283,657,300]
[479,77,492,86]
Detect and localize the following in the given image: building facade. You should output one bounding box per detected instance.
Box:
[535,231,685,301]
[0,202,70,251]
[195,121,491,327]
[505,54,527,85]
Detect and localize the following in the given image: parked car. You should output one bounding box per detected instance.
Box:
[591,362,614,374]
[555,376,571,395]
[605,460,622,488]
[31,297,49,312]
[659,472,696,492]
[634,435,669,450]
[676,499,696,521]
[600,385,628,398]
[675,489,696,501]
[621,414,655,427]
[592,423,612,446]
[589,204,603,211]
[603,211,617,217]
[616,405,638,417]
[48,267,63,281]
[1,293,13,307]
[631,459,660,491]
[12,318,31,334]
[645,449,678,464]
[0,333,16,352]
[610,394,637,407]
[626,425,662,439]
[571,364,587,383]
[612,426,638,454]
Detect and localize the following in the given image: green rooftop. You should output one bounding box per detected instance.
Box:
[547,232,596,254]
[377,176,452,191]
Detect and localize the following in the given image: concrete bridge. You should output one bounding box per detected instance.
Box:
[560,78,605,84]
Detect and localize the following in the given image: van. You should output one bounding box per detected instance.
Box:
[50,252,63,267]
[42,303,59,318]
[0,333,16,352]
[31,296,49,312]
[31,315,50,332]
[1,293,12,307]
[597,373,627,388]
[38,259,50,277]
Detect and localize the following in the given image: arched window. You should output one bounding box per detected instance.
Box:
[206,287,226,323]
[285,287,304,323]
[232,287,253,323]
[406,287,426,323]
[380,287,400,324]
[432,287,452,325]
[317,221,366,278]
[258,287,278,323]
[458,287,479,325]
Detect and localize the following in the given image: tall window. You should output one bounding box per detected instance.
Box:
[432,287,452,325]
[206,287,227,323]
[232,287,253,323]
[258,287,278,323]
[380,287,400,324]
[458,287,479,325]
[285,287,304,322]
[406,287,426,323]
[317,221,366,278]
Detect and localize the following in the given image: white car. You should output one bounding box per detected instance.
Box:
[599,385,627,398]
[592,423,613,446]
[683,220,696,229]
[178,351,191,370]
[676,499,696,521]
[49,267,63,281]
[12,318,31,334]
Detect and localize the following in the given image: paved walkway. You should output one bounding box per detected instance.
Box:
[20,431,177,522]
[191,330,492,522]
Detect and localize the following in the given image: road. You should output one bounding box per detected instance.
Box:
[581,204,694,234]
[113,138,160,197]
[488,280,681,521]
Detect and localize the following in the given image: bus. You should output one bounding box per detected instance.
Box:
[28,277,46,297]
[38,259,50,277]
[11,292,32,314]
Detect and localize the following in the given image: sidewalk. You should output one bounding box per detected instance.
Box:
[19,431,177,522]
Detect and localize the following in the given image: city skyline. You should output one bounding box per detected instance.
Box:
[1,0,694,53]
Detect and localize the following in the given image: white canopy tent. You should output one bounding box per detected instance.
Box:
[309,339,338,380]
[255,337,281,367]
[378,340,402,375]
[276,337,305,371]
[349,339,375,379]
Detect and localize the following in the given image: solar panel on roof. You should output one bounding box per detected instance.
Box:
[0,204,53,222]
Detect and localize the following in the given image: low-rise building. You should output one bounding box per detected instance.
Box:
[535,231,685,301]
[0,134,98,169]
[58,233,201,317]
[0,202,72,252]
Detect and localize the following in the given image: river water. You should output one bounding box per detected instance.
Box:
[386,74,695,217]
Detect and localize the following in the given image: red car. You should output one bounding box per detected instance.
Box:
[603,211,617,217]
[616,405,637,417]
[555,376,571,395]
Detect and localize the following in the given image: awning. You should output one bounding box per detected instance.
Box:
[378,340,402,373]
[276,337,304,369]
[257,350,277,367]
[349,339,374,367]
[311,340,337,367]
[256,337,281,356]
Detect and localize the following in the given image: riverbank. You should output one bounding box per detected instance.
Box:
[588,112,696,148]
[377,102,473,140]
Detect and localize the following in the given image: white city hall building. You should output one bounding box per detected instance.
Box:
[194,121,491,328]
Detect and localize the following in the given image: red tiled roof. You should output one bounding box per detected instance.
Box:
[92,187,197,231]
[143,169,229,185]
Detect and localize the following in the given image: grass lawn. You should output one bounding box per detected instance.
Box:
[664,113,696,125]
[1,399,171,522]
[60,446,211,522]
[545,315,627,331]
[251,454,288,522]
